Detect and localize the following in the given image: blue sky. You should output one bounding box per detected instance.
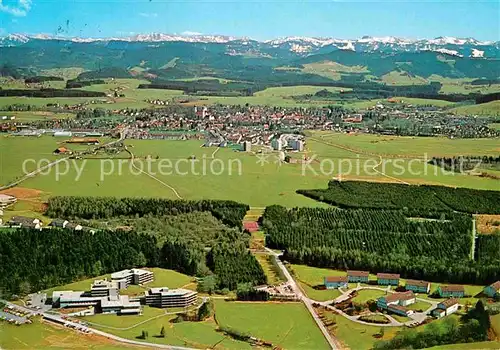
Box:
[0,0,499,41]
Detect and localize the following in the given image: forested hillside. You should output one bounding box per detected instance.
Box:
[297,180,500,214]
[0,196,267,296]
[262,205,500,284]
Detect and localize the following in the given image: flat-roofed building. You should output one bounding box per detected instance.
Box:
[100,295,141,315]
[111,269,154,288]
[91,279,119,297]
[145,288,197,308]
[52,291,102,308]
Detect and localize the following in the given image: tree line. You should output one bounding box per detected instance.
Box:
[262,205,500,285]
[46,196,249,229]
[297,180,500,214]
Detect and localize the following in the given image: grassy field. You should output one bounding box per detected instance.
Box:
[0,111,74,122]
[306,131,500,191]
[407,300,432,312]
[84,312,249,349]
[489,123,500,131]
[332,312,401,349]
[16,138,331,207]
[352,290,386,304]
[254,253,285,285]
[301,61,369,81]
[450,100,500,116]
[214,300,330,349]
[380,71,428,86]
[0,77,469,111]
[4,131,499,208]
[0,318,129,350]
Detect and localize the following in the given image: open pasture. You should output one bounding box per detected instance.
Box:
[214,300,330,349]
[0,318,128,350]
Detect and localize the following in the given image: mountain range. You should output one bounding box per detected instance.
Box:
[1,33,499,58]
[0,33,499,88]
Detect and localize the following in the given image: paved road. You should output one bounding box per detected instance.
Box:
[320,285,438,327]
[43,313,195,350]
[264,248,341,350]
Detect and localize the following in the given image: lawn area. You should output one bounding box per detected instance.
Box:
[391,314,412,323]
[214,300,330,349]
[82,306,166,329]
[0,318,129,350]
[333,312,401,350]
[352,290,386,305]
[254,253,285,285]
[289,265,345,301]
[85,312,250,349]
[407,300,432,312]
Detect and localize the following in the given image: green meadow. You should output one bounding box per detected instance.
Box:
[4,132,499,208]
[214,301,330,349]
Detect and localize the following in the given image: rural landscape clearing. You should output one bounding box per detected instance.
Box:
[1,1,500,350]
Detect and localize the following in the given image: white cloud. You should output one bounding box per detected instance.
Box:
[0,0,32,17]
[139,12,158,18]
[181,31,202,36]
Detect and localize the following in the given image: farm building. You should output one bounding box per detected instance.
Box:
[405,280,431,294]
[432,298,459,318]
[377,291,416,316]
[243,222,259,233]
[324,276,348,289]
[377,273,400,286]
[9,216,41,229]
[49,219,69,228]
[347,270,369,283]
[437,285,465,298]
[484,281,500,298]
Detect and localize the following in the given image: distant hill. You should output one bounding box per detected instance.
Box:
[0,36,498,89]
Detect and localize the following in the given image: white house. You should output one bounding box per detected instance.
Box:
[432,298,459,318]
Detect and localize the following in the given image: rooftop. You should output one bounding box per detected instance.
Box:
[111,268,152,279]
[439,285,465,293]
[489,281,500,291]
[405,279,430,288]
[325,276,348,283]
[377,273,400,280]
[438,298,459,309]
[147,287,197,297]
[383,291,415,303]
[347,270,369,277]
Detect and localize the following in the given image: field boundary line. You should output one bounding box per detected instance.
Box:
[125,146,183,199]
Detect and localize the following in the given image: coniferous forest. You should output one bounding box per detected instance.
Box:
[0,197,265,297]
[262,205,500,285]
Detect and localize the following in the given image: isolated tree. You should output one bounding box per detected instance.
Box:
[160,326,165,338]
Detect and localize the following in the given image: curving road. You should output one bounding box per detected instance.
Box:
[265,248,342,350]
